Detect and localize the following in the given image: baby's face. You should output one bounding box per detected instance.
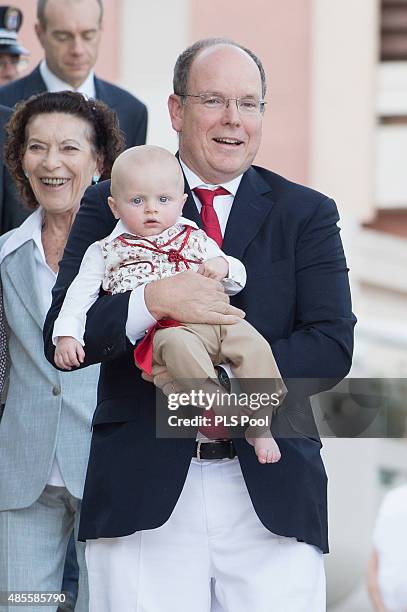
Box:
[109,158,186,237]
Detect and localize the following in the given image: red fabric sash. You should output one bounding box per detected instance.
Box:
[134,318,180,375]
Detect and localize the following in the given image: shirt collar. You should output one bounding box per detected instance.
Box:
[39,60,96,98]
[179,159,243,196]
[105,217,199,243]
[0,208,45,264]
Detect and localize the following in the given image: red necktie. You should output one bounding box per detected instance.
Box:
[193,187,230,248]
[193,186,230,439]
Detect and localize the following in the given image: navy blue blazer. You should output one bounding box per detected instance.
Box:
[0,65,148,149]
[44,166,356,553]
[0,105,28,234]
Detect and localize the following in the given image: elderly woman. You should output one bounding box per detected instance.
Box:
[0,91,123,611]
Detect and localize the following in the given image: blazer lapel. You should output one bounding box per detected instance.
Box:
[182,182,202,227]
[222,167,276,259]
[24,65,47,98]
[176,161,276,256]
[3,241,44,329]
[178,159,202,226]
[94,77,110,105]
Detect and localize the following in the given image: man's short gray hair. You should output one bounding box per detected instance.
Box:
[173,38,267,100]
[37,0,104,29]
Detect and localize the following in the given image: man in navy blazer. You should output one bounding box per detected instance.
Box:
[45,38,356,611]
[0,104,27,234]
[0,0,147,149]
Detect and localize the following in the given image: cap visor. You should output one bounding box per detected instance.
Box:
[0,44,29,56]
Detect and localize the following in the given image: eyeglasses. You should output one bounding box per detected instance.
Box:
[177,93,266,115]
[0,56,28,71]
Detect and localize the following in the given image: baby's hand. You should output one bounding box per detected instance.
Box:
[198,256,229,281]
[54,336,85,370]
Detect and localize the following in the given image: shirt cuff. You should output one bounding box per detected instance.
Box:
[221,256,247,295]
[52,316,86,346]
[126,284,157,345]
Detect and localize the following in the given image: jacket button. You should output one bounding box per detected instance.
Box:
[103,345,113,356]
[52,385,61,396]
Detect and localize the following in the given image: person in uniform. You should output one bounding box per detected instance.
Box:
[0,6,29,86]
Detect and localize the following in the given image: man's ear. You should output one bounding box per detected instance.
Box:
[34,22,45,48]
[168,94,184,133]
[108,196,120,220]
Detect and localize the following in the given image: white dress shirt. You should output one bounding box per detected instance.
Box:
[0,209,65,487]
[52,217,246,346]
[39,60,96,98]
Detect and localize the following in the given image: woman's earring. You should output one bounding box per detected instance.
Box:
[23,170,30,178]
[92,174,100,184]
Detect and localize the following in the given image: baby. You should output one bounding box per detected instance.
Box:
[53,146,286,463]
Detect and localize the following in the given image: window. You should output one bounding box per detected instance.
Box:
[381,0,407,61]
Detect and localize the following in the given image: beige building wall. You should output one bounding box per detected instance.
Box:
[310,0,379,221]
[120,0,188,150]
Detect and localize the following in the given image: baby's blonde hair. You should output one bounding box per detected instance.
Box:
[110,145,184,199]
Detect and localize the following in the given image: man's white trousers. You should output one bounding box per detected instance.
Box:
[85,456,326,611]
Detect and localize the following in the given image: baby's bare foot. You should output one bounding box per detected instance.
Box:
[247,435,281,464]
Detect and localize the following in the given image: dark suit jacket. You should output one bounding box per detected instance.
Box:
[0,105,29,234]
[44,166,356,553]
[0,65,148,149]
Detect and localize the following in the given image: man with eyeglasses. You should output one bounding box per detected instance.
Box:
[44,38,356,611]
[0,0,147,150]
